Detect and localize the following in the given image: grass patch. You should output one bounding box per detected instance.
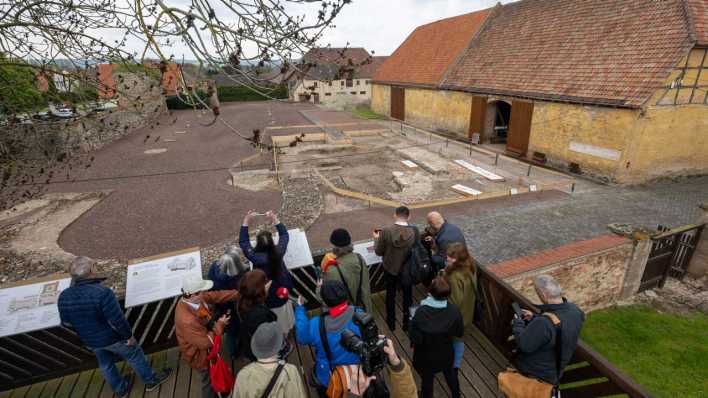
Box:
[580,305,708,397]
[352,105,384,119]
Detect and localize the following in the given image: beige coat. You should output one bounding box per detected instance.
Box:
[232,362,307,398]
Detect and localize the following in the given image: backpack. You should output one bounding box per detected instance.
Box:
[400,226,433,286]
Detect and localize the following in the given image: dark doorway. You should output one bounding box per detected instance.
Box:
[494,101,511,141]
[391,87,405,121]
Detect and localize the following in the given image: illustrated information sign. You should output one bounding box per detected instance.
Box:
[353,241,382,266]
[251,228,314,270]
[125,248,202,307]
[0,276,71,337]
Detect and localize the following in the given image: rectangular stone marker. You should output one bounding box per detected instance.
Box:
[510,188,519,195]
[451,184,482,196]
[401,160,418,168]
[529,185,538,192]
[175,131,187,134]
[454,159,505,181]
[164,139,177,142]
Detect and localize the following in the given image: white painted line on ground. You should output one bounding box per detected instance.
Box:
[451,184,482,196]
[175,131,187,134]
[454,159,505,181]
[401,160,418,168]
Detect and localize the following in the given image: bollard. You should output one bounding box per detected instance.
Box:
[527,164,532,176]
[495,153,499,166]
[571,183,576,193]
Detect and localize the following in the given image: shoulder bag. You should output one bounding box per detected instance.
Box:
[260,361,286,398]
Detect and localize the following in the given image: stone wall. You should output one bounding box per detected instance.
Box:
[490,234,636,312]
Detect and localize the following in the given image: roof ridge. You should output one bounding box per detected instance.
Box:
[416,6,494,29]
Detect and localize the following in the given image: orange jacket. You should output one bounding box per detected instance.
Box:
[174,290,239,370]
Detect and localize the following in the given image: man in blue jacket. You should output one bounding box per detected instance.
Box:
[295,280,361,396]
[426,211,467,270]
[58,257,171,398]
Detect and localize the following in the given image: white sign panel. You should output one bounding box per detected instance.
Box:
[353,241,382,266]
[454,159,505,181]
[0,276,71,337]
[510,188,519,195]
[569,142,621,161]
[451,184,482,196]
[529,184,538,192]
[126,249,202,307]
[401,160,418,168]
[251,229,314,270]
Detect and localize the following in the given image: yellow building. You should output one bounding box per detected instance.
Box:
[372,0,708,184]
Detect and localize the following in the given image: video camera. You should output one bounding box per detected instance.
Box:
[341,311,387,376]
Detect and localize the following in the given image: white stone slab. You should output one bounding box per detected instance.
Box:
[529,184,538,192]
[401,160,418,168]
[510,188,519,195]
[451,184,482,196]
[569,142,621,161]
[454,160,505,181]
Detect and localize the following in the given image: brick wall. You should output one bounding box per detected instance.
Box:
[490,234,634,312]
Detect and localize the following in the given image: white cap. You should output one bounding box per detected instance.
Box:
[182,275,214,295]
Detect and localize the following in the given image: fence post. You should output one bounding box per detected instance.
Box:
[619,237,653,299]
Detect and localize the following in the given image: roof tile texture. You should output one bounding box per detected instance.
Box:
[687,0,708,45]
[442,0,694,107]
[373,9,490,86]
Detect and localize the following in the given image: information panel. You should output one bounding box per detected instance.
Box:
[0,275,71,337]
[353,240,382,266]
[125,248,202,308]
[251,228,314,269]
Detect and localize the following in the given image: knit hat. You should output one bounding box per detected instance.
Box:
[320,280,348,308]
[251,322,284,360]
[329,228,352,247]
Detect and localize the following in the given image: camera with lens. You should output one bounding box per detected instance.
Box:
[341,311,387,376]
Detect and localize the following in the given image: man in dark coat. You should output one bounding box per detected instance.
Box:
[512,275,585,386]
[426,211,467,271]
[58,257,171,398]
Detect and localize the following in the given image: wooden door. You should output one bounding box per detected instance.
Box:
[468,96,487,140]
[391,86,405,120]
[313,93,320,104]
[506,100,534,156]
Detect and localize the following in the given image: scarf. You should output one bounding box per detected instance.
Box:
[421,296,447,309]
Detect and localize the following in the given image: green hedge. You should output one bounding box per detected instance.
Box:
[165,91,208,110]
[217,85,287,102]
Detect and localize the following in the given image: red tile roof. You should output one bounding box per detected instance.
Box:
[686,0,708,45]
[490,235,630,279]
[373,9,491,87]
[442,0,696,108]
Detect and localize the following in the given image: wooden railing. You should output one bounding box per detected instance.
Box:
[1,251,653,396]
[475,264,654,397]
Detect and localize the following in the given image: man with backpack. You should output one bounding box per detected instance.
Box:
[373,206,416,331]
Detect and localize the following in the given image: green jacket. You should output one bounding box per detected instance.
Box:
[323,251,373,313]
[233,362,307,398]
[446,269,477,336]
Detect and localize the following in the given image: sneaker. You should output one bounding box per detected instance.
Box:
[145,368,173,392]
[117,376,134,398]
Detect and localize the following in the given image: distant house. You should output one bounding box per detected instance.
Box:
[286,48,387,105]
[90,62,183,98]
[373,0,708,183]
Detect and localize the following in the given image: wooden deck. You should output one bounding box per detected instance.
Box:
[0,288,507,398]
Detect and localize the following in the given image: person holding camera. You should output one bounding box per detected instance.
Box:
[409,276,464,398]
[443,243,477,372]
[425,211,466,271]
[294,280,362,396]
[321,228,374,313]
[233,322,307,398]
[499,275,585,398]
[207,245,248,357]
[240,210,295,354]
[174,275,239,398]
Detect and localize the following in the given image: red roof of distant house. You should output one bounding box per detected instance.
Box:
[442,0,698,108]
[303,47,371,67]
[373,9,491,87]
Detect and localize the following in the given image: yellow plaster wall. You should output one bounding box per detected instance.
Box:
[528,102,636,181]
[404,87,472,135]
[371,84,390,116]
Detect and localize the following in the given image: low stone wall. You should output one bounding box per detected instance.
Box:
[490,234,637,312]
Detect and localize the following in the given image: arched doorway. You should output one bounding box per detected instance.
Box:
[483,100,511,144]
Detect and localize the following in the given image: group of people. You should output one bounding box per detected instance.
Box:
[56,207,584,398]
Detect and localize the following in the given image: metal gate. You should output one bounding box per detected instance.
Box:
[639,224,704,292]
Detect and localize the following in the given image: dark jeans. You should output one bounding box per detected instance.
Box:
[92,340,158,396]
[384,271,412,327]
[420,368,460,398]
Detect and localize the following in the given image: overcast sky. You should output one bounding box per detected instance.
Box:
[115,0,512,61]
[315,0,509,56]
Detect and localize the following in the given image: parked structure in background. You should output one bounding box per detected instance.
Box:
[372,0,708,184]
[286,47,387,106]
[90,62,184,98]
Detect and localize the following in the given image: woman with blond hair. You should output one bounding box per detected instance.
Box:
[443,242,477,372]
